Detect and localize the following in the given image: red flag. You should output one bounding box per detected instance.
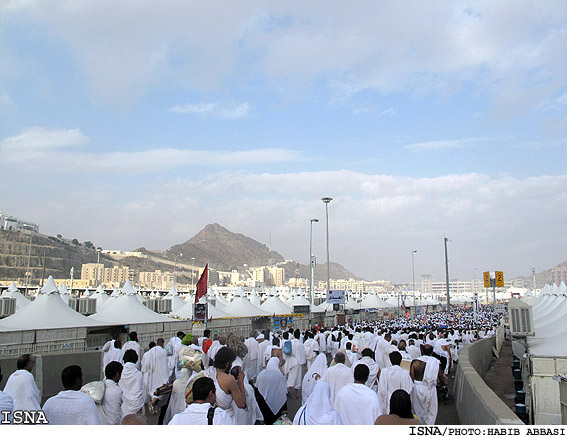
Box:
[195,264,208,304]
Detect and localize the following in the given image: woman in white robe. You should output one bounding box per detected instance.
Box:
[163,367,192,425]
[301,353,328,404]
[255,357,287,425]
[293,381,342,425]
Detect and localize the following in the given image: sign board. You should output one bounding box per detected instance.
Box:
[333,303,340,311]
[483,271,491,288]
[294,305,310,314]
[495,271,504,287]
[310,256,316,268]
[273,316,281,331]
[193,303,207,321]
[327,290,346,304]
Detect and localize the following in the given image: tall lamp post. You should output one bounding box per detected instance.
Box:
[321,197,333,296]
[412,250,417,316]
[444,237,451,312]
[174,253,182,286]
[191,257,196,292]
[95,248,101,287]
[309,218,319,308]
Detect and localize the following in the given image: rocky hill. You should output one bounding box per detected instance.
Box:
[162,223,286,271]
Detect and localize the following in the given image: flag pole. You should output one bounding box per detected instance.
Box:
[205,262,209,331]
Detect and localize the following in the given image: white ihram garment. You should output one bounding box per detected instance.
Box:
[321,363,354,409]
[166,336,182,378]
[377,365,414,414]
[351,356,380,390]
[97,379,123,425]
[42,390,102,425]
[335,383,382,425]
[3,369,41,411]
[256,357,287,416]
[163,368,193,425]
[141,345,170,401]
[119,362,145,416]
[122,340,142,370]
[411,355,440,425]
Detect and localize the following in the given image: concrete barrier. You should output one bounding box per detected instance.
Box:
[453,337,523,425]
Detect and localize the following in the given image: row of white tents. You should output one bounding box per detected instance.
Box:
[517,282,567,425]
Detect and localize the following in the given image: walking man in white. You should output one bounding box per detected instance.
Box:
[122,332,142,370]
[42,365,101,425]
[378,351,414,414]
[141,338,170,415]
[97,361,123,425]
[3,354,41,411]
[321,352,354,408]
[335,364,382,425]
[119,349,145,416]
[410,344,447,424]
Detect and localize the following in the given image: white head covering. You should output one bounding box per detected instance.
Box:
[301,353,328,404]
[256,357,287,415]
[294,381,342,425]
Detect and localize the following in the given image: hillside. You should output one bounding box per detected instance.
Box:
[513,260,567,289]
[0,229,110,283]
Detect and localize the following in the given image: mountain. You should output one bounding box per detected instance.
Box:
[513,260,567,289]
[163,223,285,271]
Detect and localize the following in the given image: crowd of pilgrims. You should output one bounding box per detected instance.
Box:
[0,307,502,425]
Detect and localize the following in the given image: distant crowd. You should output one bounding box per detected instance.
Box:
[0,307,501,425]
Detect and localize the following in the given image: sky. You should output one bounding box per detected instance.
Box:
[1,1,566,283]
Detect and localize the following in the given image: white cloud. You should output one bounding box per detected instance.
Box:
[4,2,566,112]
[0,127,299,171]
[405,137,494,151]
[170,102,251,119]
[0,127,89,162]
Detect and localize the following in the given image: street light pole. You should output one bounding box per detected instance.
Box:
[25,235,32,293]
[309,218,319,308]
[321,197,333,297]
[412,250,417,316]
[191,257,196,292]
[96,248,101,287]
[444,237,451,312]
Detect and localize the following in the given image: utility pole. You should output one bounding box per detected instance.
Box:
[532,267,536,291]
[309,218,319,307]
[191,257,196,292]
[322,197,333,296]
[412,250,417,316]
[25,235,32,294]
[444,237,451,312]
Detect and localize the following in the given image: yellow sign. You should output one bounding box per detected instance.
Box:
[495,271,504,287]
[483,271,491,288]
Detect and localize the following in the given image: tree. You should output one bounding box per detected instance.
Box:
[71,239,79,246]
[56,234,62,239]
[84,241,94,249]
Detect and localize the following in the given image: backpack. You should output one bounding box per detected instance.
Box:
[283,340,293,356]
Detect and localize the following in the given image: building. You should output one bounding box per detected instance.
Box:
[267,266,285,287]
[0,212,39,233]
[81,263,134,287]
[420,274,518,296]
[138,270,174,289]
[552,266,567,285]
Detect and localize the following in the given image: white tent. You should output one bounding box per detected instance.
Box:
[172,296,233,320]
[58,283,71,305]
[288,289,311,309]
[248,288,262,307]
[0,276,103,330]
[91,285,110,308]
[1,282,31,310]
[221,288,270,318]
[359,293,393,309]
[90,280,171,325]
[312,301,335,313]
[260,289,293,315]
[166,285,187,313]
